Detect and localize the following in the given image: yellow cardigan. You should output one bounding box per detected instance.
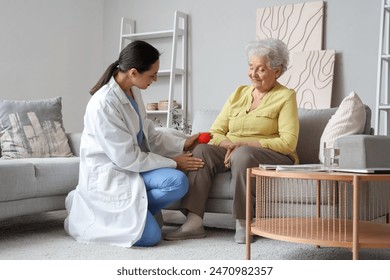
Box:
[209,83,299,163]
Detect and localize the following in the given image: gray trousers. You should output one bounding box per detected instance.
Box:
[180,144,294,219]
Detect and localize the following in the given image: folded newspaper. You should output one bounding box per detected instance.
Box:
[259,164,326,172]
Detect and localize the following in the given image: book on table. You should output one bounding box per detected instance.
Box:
[334,167,390,174]
[259,164,390,173]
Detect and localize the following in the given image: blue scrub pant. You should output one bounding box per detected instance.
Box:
[134,168,188,246]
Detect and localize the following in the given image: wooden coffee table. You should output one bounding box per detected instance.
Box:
[245,168,390,260]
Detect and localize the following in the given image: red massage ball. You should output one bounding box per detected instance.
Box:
[198,133,211,144]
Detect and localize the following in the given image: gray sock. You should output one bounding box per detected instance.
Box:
[235,219,246,232]
[234,219,253,244]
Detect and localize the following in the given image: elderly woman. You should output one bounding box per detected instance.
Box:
[165,38,299,244]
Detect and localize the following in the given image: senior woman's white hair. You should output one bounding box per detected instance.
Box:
[245,38,289,75]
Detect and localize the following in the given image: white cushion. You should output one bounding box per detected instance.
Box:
[319,91,366,163]
[191,109,220,133]
[156,127,187,138]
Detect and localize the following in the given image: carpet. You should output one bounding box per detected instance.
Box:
[0,210,389,260]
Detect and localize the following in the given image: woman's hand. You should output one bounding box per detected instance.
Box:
[223,141,261,168]
[173,153,204,171]
[224,143,243,168]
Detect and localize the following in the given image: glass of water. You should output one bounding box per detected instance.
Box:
[323,143,340,169]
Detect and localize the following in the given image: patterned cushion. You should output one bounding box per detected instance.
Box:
[0,97,72,158]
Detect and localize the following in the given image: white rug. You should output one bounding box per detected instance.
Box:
[0,210,389,260]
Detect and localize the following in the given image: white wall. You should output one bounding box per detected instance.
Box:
[103,0,382,128]
[0,0,382,132]
[0,0,104,132]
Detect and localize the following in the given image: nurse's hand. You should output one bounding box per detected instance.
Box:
[183,133,199,151]
[173,153,204,171]
[183,132,212,151]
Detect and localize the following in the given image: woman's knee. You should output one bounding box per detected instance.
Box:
[230,146,258,167]
[192,143,212,158]
[192,144,226,169]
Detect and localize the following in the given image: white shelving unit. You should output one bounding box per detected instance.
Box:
[119,11,188,130]
[375,0,390,135]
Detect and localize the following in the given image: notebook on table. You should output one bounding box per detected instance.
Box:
[332,167,390,174]
[259,164,390,174]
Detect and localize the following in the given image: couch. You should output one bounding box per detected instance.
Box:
[1,105,389,224]
[166,105,390,223]
[0,133,81,220]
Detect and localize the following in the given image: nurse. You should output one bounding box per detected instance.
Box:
[64,40,204,247]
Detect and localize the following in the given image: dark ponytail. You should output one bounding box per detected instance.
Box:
[89,61,119,95]
[90,41,160,95]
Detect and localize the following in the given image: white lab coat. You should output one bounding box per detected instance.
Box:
[64,77,186,247]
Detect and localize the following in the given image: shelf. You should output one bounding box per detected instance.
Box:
[119,11,188,131]
[251,218,390,249]
[121,29,185,41]
[146,109,184,115]
[382,54,390,60]
[375,0,390,135]
[158,68,185,77]
[379,104,390,110]
[122,30,173,40]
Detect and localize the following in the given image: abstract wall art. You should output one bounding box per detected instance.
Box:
[278,49,335,109]
[256,0,324,52]
[256,1,334,109]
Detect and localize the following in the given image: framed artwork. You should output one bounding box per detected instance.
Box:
[256,0,324,52]
[256,1,333,109]
[278,50,335,109]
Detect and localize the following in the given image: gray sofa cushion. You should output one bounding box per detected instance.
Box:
[0,132,81,220]
[0,196,68,220]
[66,132,82,157]
[0,157,79,202]
[13,157,79,196]
[297,108,338,164]
[209,171,233,199]
[336,135,390,168]
[0,160,37,201]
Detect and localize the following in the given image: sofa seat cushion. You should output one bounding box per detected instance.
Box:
[208,172,233,199]
[0,160,37,202]
[13,157,79,196]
